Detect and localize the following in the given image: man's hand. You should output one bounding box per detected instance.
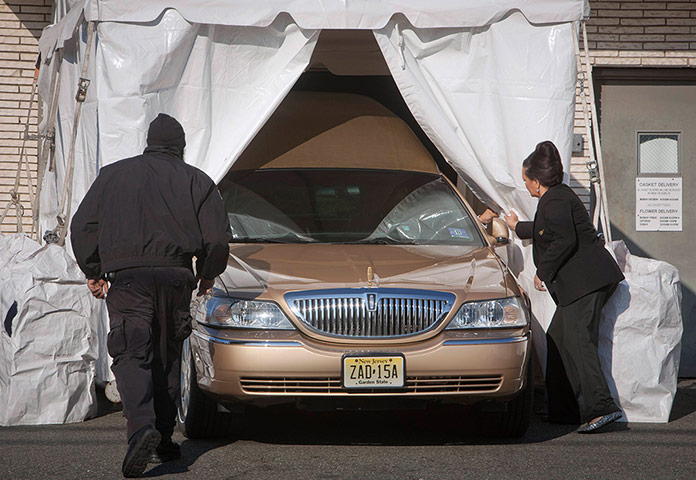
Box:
[478,208,499,225]
[534,274,546,292]
[87,278,109,299]
[197,277,215,297]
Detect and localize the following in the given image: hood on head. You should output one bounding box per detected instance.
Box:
[146,113,186,150]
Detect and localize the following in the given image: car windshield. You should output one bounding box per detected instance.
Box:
[218,169,484,246]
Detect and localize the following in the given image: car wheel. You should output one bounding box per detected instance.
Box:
[177,337,234,439]
[479,350,534,438]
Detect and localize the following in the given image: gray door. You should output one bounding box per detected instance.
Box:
[600,81,696,376]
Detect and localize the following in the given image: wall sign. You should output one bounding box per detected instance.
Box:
[635,177,682,232]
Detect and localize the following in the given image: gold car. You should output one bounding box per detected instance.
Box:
[177,92,533,438]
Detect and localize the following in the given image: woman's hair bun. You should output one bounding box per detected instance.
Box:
[523,140,564,187]
[537,141,556,156]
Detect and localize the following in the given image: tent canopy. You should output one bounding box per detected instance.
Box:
[38,0,584,327]
[82,0,589,28]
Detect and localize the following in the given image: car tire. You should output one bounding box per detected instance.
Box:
[479,350,534,438]
[177,337,234,439]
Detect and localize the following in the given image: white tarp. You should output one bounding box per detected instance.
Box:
[38,10,318,238]
[27,0,681,425]
[600,241,682,423]
[0,234,99,425]
[373,13,574,362]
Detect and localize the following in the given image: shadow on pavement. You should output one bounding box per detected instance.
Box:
[230,405,574,447]
[94,384,123,418]
[164,387,571,452]
[143,438,235,477]
[669,379,696,422]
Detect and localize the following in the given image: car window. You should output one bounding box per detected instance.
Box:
[219,169,484,246]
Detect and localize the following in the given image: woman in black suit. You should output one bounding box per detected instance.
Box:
[504,141,624,433]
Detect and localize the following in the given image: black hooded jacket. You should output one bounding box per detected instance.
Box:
[70,114,230,280]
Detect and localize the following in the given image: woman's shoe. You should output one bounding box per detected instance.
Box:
[576,411,623,434]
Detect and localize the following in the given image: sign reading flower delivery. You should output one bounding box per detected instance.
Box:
[635,177,682,232]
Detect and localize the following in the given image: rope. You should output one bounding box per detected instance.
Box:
[57,21,95,246]
[0,56,40,235]
[0,192,24,232]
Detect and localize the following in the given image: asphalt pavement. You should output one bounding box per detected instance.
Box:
[2,380,695,480]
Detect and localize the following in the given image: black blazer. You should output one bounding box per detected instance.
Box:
[515,183,624,306]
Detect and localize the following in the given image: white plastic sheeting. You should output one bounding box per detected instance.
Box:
[600,241,682,423]
[38,10,318,238]
[373,13,575,360]
[0,234,99,425]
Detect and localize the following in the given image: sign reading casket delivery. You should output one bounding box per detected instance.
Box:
[636,177,682,232]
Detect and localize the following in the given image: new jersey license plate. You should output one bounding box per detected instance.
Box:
[342,355,405,389]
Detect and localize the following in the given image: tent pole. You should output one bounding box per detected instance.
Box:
[581,21,612,245]
[57,21,95,247]
[34,50,63,241]
[572,23,604,234]
[20,66,39,238]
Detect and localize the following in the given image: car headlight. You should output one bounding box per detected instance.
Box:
[446,297,528,329]
[202,297,295,330]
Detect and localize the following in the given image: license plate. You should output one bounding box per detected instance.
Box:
[342,355,405,389]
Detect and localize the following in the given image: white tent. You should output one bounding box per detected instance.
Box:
[12,0,678,425]
[39,0,583,333]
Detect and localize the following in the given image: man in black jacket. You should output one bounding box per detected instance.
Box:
[71,113,230,478]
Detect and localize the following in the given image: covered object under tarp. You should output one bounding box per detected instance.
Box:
[6,0,677,425]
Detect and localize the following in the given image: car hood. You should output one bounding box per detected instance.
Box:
[218,244,509,299]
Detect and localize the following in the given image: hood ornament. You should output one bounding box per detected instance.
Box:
[367,266,374,287]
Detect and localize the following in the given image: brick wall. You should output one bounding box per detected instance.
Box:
[571,0,696,208]
[0,0,50,235]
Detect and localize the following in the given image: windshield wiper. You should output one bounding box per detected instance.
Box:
[229,236,315,244]
[354,237,419,245]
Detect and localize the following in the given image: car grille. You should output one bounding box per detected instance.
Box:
[240,375,503,394]
[285,288,456,338]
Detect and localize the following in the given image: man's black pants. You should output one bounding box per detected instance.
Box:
[105,266,195,441]
[546,283,620,423]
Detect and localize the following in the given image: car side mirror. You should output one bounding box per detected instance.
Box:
[489,218,510,246]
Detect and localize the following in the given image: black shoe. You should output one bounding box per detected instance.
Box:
[122,426,161,478]
[576,411,623,434]
[148,436,181,464]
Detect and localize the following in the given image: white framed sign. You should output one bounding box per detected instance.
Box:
[635,177,682,232]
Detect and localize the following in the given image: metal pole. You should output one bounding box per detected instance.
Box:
[58,21,95,246]
[581,21,613,244]
[572,22,605,234]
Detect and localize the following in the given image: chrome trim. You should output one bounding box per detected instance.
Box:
[192,330,302,347]
[442,334,529,346]
[285,288,456,339]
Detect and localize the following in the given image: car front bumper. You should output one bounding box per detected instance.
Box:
[190,324,531,406]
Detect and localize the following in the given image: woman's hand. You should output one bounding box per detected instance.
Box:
[503,210,519,231]
[534,274,546,291]
[478,208,498,225]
